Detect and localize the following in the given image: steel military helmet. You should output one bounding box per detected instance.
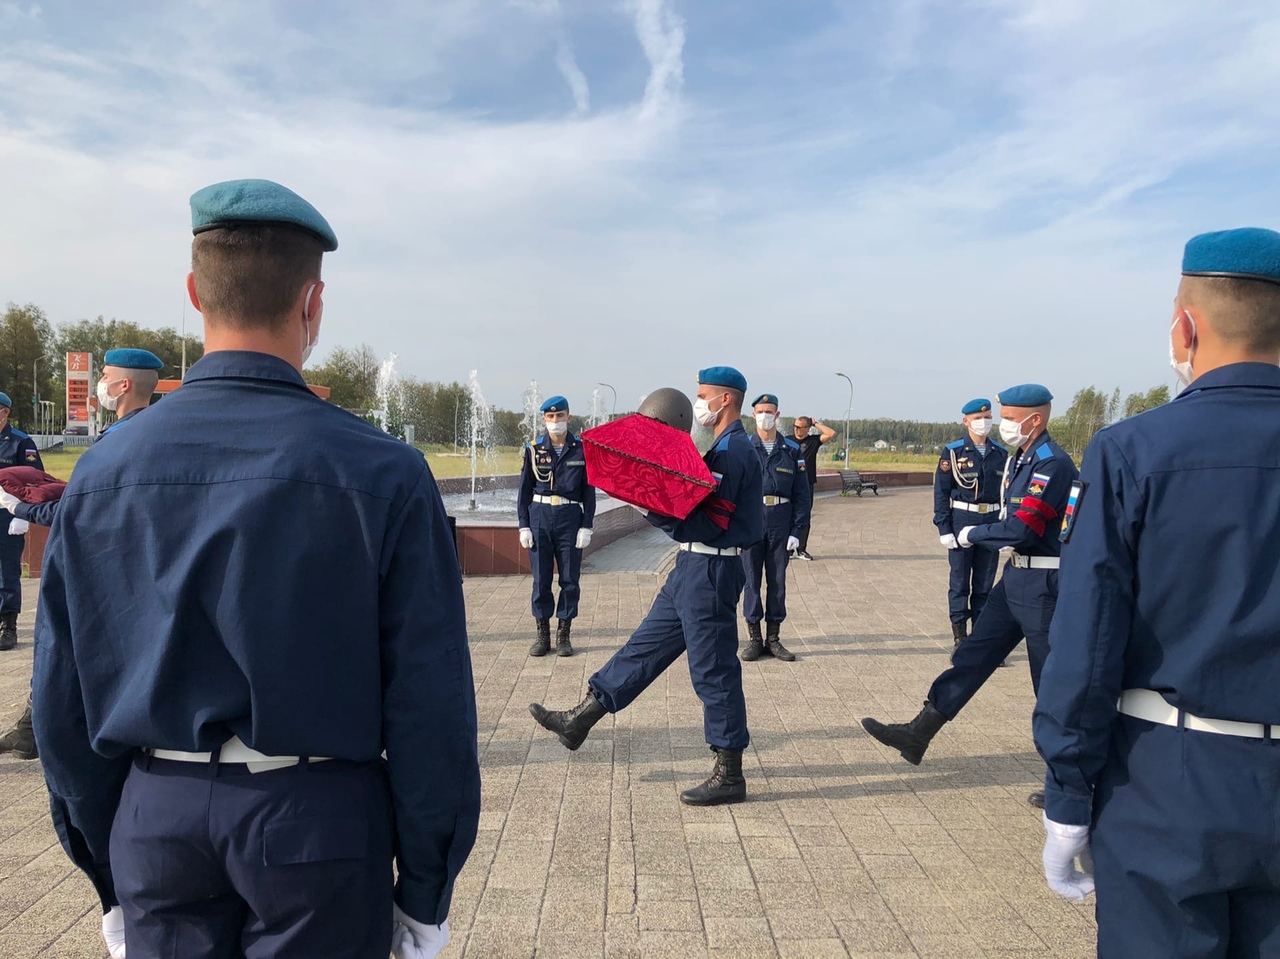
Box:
[637,387,693,433]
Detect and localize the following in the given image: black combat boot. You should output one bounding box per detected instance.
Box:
[529,618,551,657]
[680,748,747,806]
[951,621,967,648]
[0,613,17,652]
[861,702,949,766]
[555,619,574,657]
[529,692,607,751]
[765,622,796,662]
[1027,791,1045,809]
[741,622,765,662]
[0,699,36,761]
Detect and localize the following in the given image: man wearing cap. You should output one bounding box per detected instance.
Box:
[0,348,164,763]
[934,399,1008,648]
[517,395,596,658]
[0,391,41,653]
[789,416,836,560]
[32,179,479,959]
[530,367,763,806]
[1032,228,1280,953]
[740,393,811,663]
[861,384,1077,810]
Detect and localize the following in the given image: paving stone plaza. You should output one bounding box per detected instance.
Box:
[0,488,1097,957]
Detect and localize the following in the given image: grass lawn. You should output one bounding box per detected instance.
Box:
[817,451,938,473]
[37,448,89,481]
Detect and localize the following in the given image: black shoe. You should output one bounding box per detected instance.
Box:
[0,704,36,761]
[529,693,607,751]
[0,613,17,652]
[1027,791,1045,809]
[765,623,796,662]
[951,621,967,648]
[529,618,551,657]
[679,748,746,806]
[861,702,948,766]
[796,550,814,561]
[555,619,574,657]
[741,622,764,662]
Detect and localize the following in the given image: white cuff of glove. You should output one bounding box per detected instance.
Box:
[518,527,534,549]
[575,528,593,549]
[1042,812,1095,901]
[0,491,19,512]
[957,526,976,548]
[786,535,800,552]
[939,533,958,550]
[102,906,126,958]
[391,905,449,959]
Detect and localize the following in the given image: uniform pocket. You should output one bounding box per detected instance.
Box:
[263,817,368,866]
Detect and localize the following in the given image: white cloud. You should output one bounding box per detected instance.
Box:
[554,34,591,115]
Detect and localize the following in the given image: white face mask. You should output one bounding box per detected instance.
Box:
[999,416,1031,447]
[693,396,721,428]
[968,417,992,438]
[1169,313,1197,387]
[97,379,121,412]
[546,420,568,436]
[300,283,319,366]
[754,412,776,431]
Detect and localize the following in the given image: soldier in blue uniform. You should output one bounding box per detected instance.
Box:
[740,393,811,663]
[1034,228,1280,955]
[517,395,596,658]
[934,398,1008,647]
[32,179,479,959]
[530,367,764,806]
[861,384,1077,809]
[0,390,42,652]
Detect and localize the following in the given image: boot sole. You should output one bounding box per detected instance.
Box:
[528,704,586,751]
[860,719,924,766]
[556,647,574,657]
[0,749,37,761]
[679,789,746,807]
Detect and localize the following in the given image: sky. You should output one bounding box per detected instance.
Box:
[2,0,1279,421]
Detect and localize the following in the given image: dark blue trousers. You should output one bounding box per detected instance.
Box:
[928,566,1057,719]
[590,551,749,750]
[946,525,1001,624]
[0,530,24,614]
[742,506,792,624]
[1092,717,1280,958]
[110,755,393,959]
[529,502,584,620]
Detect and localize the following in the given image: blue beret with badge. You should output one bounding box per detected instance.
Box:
[104,348,164,371]
[997,384,1053,407]
[1182,227,1280,286]
[698,366,747,393]
[0,392,10,410]
[190,179,338,252]
[962,398,992,415]
[751,393,779,408]
[540,395,569,413]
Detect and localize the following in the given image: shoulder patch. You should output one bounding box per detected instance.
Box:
[1060,479,1087,543]
[939,458,951,472]
[25,449,38,462]
[1035,445,1053,461]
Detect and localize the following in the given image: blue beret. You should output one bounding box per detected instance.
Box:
[190,179,338,252]
[961,398,992,416]
[540,395,569,413]
[698,366,747,393]
[104,348,164,371]
[997,384,1053,407]
[751,393,779,408]
[0,392,10,410]
[1182,228,1280,286]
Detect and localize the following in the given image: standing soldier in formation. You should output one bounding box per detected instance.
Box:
[518,395,596,658]
[0,391,41,652]
[741,393,811,663]
[934,398,1008,648]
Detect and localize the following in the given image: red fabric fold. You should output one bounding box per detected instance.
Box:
[0,466,67,504]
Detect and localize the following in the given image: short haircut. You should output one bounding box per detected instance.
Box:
[1181,276,1280,351]
[795,416,811,427]
[128,370,160,398]
[725,387,745,410]
[191,225,323,332]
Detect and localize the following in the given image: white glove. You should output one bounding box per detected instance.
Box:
[391,904,449,959]
[1042,813,1095,901]
[939,533,958,550]
[957,526,977,548]
[8,518,29,536]
[102,906,127,958]
[518,528,534,549]
[575,527,593,549]
[0,489,19,513]
[786,535,800,552]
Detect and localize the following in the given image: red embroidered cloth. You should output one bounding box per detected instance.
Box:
[581,415,716,520]
[0,466,67,504]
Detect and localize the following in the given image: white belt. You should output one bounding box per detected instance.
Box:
[763,495,790,506]
[1010,552,1059,569]
[148,735,332,774]
[533,494,580,507]
[1118,689,1279,741]
[679,542,742,557]
[951,500,999,514]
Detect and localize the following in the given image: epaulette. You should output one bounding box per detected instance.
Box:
[1035,445,1053,461]
[945,439,964,450]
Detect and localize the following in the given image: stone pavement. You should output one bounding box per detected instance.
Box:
[0,487,1098,958]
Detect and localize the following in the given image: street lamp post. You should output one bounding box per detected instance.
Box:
[597,382,617,420]
[835,372,853,464]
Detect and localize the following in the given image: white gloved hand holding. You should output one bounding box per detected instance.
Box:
[786,535,800,552]
[102,906,126,958]
[575,528,593,549]
[957,526,977,548]
[391,904,449,959]
[1042,813,1095,901]
[8,518,29,536]
[518,528,534,549]
[939,533,958,550]
[0,489,19,513]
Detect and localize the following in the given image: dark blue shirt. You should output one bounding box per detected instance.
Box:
[749,433,812,535]
[516,432,597,528]
[0,423,42,527]
[1035,363,1280,826]
[933,436,1008,533]
[31,351,480,923]
[965,432,1077,555]
[647,419,764,549]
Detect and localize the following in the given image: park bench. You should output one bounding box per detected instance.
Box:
[839,470,879,497]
